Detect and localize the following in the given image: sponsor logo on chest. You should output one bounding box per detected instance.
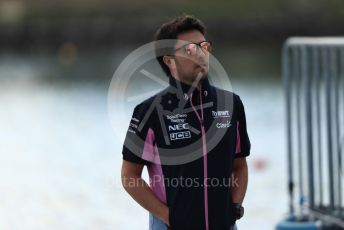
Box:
[168,122,191,141]
[212,110,231,118]
[216,120,232,129]
[166,113,188,123]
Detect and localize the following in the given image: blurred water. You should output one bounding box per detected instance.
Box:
[0,52,287,229]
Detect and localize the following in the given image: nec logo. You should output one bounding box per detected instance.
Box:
[170,131,191,140]
[168,123,189,131]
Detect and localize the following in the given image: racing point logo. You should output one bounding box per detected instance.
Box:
[160,92,180,113]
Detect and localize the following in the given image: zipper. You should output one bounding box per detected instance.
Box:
[190,85,209,230]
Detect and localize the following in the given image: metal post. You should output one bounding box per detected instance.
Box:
[293,46,304,204]
[338,47,344,219]
[312,46,323,207]
[332,47,342,215]
[323,46,335,211]
[302,45,315,209]
[283,44,294,214]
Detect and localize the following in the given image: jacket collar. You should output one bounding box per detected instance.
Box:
[168,76,212,97]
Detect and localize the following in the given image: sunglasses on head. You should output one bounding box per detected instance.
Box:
[174,41,212,56]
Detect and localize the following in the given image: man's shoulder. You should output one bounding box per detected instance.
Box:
[212,85,241,101]
[211,86,246,115]
[132,87,169,114]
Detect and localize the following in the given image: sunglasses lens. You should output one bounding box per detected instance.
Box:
[176,41,212,56]
[184,44,198,55]
[200,41,212,52]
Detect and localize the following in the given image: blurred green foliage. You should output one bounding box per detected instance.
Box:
[1,0,344,24]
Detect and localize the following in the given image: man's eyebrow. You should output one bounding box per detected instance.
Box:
[176,40,207,47]
[176,40,190,46]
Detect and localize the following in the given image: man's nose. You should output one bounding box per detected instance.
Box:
[192,47,206,62]
[196,46,207,57]
[195,48,208,63]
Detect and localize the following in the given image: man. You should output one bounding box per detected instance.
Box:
[121,15,250,230]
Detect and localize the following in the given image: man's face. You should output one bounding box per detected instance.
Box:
[168,30,210,85]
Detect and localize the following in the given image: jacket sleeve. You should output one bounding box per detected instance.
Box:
[234,96,251,158]
[122,104,155,165]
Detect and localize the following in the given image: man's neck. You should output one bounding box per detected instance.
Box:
[172,76,203,90]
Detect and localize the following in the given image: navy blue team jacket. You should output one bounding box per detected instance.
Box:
[122,76,251,230]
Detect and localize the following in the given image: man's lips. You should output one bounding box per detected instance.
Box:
[195,63,207,69]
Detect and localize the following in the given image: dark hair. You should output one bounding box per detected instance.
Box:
[154,15,206,77]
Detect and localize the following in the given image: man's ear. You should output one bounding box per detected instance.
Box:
[163,56,176,69]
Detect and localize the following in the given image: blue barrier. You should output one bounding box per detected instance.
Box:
[276,216,319,230]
